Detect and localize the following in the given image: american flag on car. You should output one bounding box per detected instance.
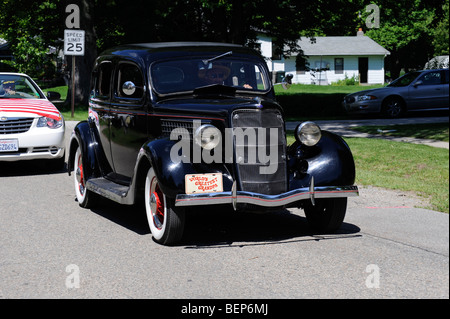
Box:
[0,99,61,121]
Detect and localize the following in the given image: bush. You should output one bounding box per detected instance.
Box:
[331,73,359,86]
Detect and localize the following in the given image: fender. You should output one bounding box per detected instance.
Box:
[141,138,234,199]
[68,119,112,180]
[68,120,99,180]
[289,130,356,190]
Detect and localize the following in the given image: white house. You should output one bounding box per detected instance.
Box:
[258,30,390,85]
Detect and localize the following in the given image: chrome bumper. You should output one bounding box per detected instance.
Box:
[175,181,359,209]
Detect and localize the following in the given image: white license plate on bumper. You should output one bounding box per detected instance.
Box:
[0,139,19,152]
[185,173,223,194]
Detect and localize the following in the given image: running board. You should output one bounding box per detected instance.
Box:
[86,177,133,205]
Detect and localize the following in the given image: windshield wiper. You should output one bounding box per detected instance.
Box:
[202,51,233,65]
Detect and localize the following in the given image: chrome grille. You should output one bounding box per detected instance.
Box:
[161,119,193,140]
[232,109,287,195]
[0,118,34,134]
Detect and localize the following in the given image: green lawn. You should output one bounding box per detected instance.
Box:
[346,138,449,214]
[274,83,385,95]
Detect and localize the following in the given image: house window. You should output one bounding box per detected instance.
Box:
[296,55,308,74]
[271,43,282,60]
[335,58,344,74]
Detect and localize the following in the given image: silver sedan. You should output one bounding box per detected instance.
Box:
[342,69,449,118]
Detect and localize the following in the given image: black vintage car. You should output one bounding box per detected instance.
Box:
[68,42,358,245]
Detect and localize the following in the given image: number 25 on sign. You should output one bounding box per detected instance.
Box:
[64,29,85,56]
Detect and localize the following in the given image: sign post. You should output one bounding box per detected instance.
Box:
[64,29,85,118]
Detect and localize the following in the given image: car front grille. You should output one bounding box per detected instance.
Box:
[345,96,355,103]
[161,119,193,140]
[231,108,287,195]
[0,118,34,135]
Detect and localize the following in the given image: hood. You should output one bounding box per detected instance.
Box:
[0,98,62,121]
[346,87,392,97]
[154,95,282,120]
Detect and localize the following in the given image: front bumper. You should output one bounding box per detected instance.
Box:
[0,122,65,162]
[175,181,359,209]
[342,99,381,114]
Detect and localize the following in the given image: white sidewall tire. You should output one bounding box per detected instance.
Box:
[74,147,87,205]
[145,167,167,241]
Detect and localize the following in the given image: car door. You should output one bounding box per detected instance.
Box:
[442,69,449,108]
[108,61,148,184]
[89,60,115,171]
[408,70,444,110]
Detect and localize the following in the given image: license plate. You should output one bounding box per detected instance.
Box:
[185,173,223,194]
[0,139,19,152]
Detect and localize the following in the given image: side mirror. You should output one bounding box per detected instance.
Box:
[281,74,293,90]
[47,91,61,101]
[122,81,136,95]
[413,80,423,87]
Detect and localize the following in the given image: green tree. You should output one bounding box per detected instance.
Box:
[0,0,62,77]
[363,0,438,79]
[432,0,449,55]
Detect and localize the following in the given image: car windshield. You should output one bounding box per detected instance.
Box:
[0,75,44,99]
[150,57,270,95]
[387,71,422,87]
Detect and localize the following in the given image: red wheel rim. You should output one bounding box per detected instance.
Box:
[150,177,165,230]
[77,153,85,194]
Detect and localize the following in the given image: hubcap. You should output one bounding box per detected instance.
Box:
[76,154,85,194]
[149,178,165,230]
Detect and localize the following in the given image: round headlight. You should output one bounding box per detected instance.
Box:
[194,124,221,150]
[295,121,322,146]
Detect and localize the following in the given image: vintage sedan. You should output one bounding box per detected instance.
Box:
[68,42,358,245]
[343,69,449,118]
[0,72,65,168]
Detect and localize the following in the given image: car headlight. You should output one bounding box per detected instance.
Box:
[37,116,63,129]
[357,95,377,101]
[194,124,221,150]
[295,121,321,146]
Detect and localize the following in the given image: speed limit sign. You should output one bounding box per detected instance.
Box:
[64,29,85,56]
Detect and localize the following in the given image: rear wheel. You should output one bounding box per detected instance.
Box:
[145,167,185,245]
[304,198,347,233]
[73,146,97,208]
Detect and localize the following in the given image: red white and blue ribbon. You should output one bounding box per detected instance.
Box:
[0,99,61,121]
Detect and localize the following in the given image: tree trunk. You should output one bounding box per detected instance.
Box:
[64,0,97,113]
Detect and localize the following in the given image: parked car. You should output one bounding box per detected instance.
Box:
[0,72,65,168]
[343,69,449,118]
[68,42,359,245]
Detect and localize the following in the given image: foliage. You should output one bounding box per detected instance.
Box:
[363,0,446,78]
[1,0,448,104]
[432,0,449,55]
[0,0,63,77]
[330,73,359,86]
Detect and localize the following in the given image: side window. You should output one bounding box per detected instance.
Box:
[444,70,449,84]
[92,62,113,99]
[420,71,441,85]
[115,63,144,99]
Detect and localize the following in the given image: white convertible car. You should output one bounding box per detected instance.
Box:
[0,72,65,168]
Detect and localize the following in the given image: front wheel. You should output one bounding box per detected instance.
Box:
[304,198,347,233]
[381,97,404,118]
[145,167,185,245]
[73,146,97,208]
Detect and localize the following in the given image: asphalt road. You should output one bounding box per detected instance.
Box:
[0,117,448,300]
